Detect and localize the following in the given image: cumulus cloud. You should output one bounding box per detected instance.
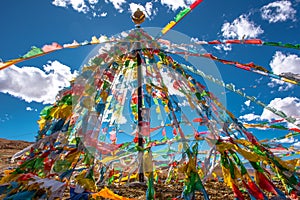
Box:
[261,0,296,23]
[261,97,300,127]
[52,0,105,16]
[129,2,154,18]
[268,51,300,90]
[239,113,260,121]
[221,15,264,39]
[51,0,195,17]
[270,51,300,75]
[0,61,77,104]
[52,0,89,13]
[52,0,68,7]
[217,14,263,51]
[239,97,300,129]
[160,0,190,11]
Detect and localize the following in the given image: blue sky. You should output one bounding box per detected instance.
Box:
[0,0,300,150]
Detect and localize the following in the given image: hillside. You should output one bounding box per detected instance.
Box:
[0,138,32,170]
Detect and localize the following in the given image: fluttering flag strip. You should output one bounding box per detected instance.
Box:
[157,0,204,38]
[0,37,116,70]
[3,37,300,71]
[190,38,300,50]
[178,63,300,129]
[1,28,299,200]
[171,50,300,86]
[0,36,300,88]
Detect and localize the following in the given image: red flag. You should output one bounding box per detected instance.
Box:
[208,40,222,44]
[193,118,203,122]
[190,0,204,9]
[289,128,300,133]
[203,53,217,60]
[232,182,245,200]
[235,63,251,71]
[256,171,278,195]
[244,39,263,45]
[162,128,166,136]
[173,128,177,135]
[225,40,241,44]
[243,180,265,199]
[173,80,180,90]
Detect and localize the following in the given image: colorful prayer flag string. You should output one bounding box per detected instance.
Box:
[156,0,204,39]
[169,50,300,86]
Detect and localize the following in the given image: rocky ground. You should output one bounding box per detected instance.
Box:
[97,179,292,200]
[100,181,238,200]
[0,138,297,199]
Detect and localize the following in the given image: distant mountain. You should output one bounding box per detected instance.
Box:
[0,138,32,171]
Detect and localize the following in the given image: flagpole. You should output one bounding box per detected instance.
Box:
[132,8,146,183]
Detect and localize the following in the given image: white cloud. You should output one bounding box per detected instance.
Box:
[88,0,98,4]
[52,0,104,16]
[261,97,300,127]
[129,2,153,18]
[26,107,38,112]
[105,0,126,13]
[160,0,188,11]
[270,51,300,75]
[161,0,195,11]
[0,61,76,104]
[52,0,89,13]
[100,12,108,17]
[268,82,276,88]
[261,0,296,23]
[293,141,300,148]
[145,2,153,16]
[244,100,251,107]
[26,107,33,111]
[178,99,189,107]
[239,113,260,121]
[51,0,195,17]
[221,15,264,39]
[278,83,293,91]
[52,0,68,7]
[240,97,300,128]
[274,137,298,144]
[213,44,232,51]
[268,51,300,90]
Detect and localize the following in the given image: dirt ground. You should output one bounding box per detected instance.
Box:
[0,138,296,199]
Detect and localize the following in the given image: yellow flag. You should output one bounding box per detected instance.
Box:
[37,118,47,130]
[0,58,23,70]
[91,187,135,200]
[91,36,100,44]
[162,21,176,35]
